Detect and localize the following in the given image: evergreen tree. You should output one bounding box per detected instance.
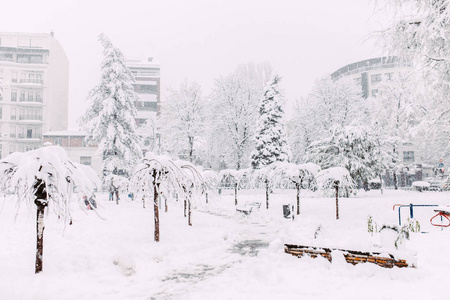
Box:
[250,75,290,169]
[81,33,142,176]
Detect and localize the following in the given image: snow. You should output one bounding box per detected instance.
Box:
[1,188,450,299]
[412,181,431,188]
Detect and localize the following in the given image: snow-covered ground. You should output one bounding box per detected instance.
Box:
[1,188,450,299]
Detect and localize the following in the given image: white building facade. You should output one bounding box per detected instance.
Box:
[0,32,69,158]
[125,58,160,127]
[331,56,413,99]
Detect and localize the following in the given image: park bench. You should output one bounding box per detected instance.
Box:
[236,202,261,215]
[284,244,414,268]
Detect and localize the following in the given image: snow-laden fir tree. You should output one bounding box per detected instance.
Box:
[250,75,290,169]
[80,33,142,176]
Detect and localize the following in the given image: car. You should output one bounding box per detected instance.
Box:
[428,180,448,191]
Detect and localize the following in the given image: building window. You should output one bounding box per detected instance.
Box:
[9,144,15,154]
[11,90,17,102]
[19,91,25,102]
[11,72,17,83]
[54,138,62,146]
[385,72,394,80]
[10,126,15,138]
[80,156,91,166]
[0,107,2,119]
[403,151,415,164]
[36,91,42,102]
[371,74,382,83]
[371,89,378,97]
[10,108,15,120]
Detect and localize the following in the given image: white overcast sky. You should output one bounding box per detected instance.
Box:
[0,0,388,129]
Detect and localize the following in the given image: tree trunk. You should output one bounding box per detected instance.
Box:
[142,196,145,209]
[380,174,384,195]
[188,199,192,226]
[115,191,119,205]
[35,200,47,274]
[153,181,160,242]
[393,172,398,190]
[234,182,238,206]
[265,179,269,210]
[165,196,168,212]
[184,198,187,217]
[296,182,301,215]
[335,182,339,220]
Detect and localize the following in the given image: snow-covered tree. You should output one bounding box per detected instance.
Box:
[306,125,386,189]
[209,63,272,170]
[218,168,252,206]
[367,72,426,188]
[80,33,142,176]
[0,146,100,273]
[251,75,290,169]
[288,76,365,162]
[137,115,161,154]
[130,153,209,241]
[271,162,320,215]
[316,167,355,219]
[160,79,205,163]
[377,1,450,163]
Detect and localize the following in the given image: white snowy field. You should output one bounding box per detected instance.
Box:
[1,188,450,300]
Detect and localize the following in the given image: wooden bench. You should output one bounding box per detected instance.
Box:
[284,244,413,268]
[236,202,261,215]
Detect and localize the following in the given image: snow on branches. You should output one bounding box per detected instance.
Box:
[251,75,290,169]
[130,152,212,241]
[0,146,100,218]
[81,33,142,176]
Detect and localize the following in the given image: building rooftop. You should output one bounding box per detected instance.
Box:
[331,56,412,79]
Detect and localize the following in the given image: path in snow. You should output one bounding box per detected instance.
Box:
[150,211,281,299]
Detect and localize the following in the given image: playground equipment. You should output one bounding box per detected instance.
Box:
[393,204,438,226]
[430,208,450,227]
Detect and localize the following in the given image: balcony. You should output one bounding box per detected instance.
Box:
[19,78,44,85]
[18,97,43,104]
[17,133,42,140]
[18,115,42,121]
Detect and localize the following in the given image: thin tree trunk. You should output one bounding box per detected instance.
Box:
[296,181,301,215]
[188,199,192,226]
[265,179,269,210]
[115,191,119,205]
[142,196,145,209]
[335,183,339,220]
[380,174,384,195]
[165,195,168,212]
[153,180,160,242]
[206,192,208,204]
[234,182,238,206]
[35,201,46,273]
[393,172,398,190]
[184,198,187,217]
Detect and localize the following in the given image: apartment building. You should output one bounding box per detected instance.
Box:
[0,32,69,158]
[331,56,413,99]
[125,58,160,126]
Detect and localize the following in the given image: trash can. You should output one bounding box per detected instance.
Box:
[283,205,291,219]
